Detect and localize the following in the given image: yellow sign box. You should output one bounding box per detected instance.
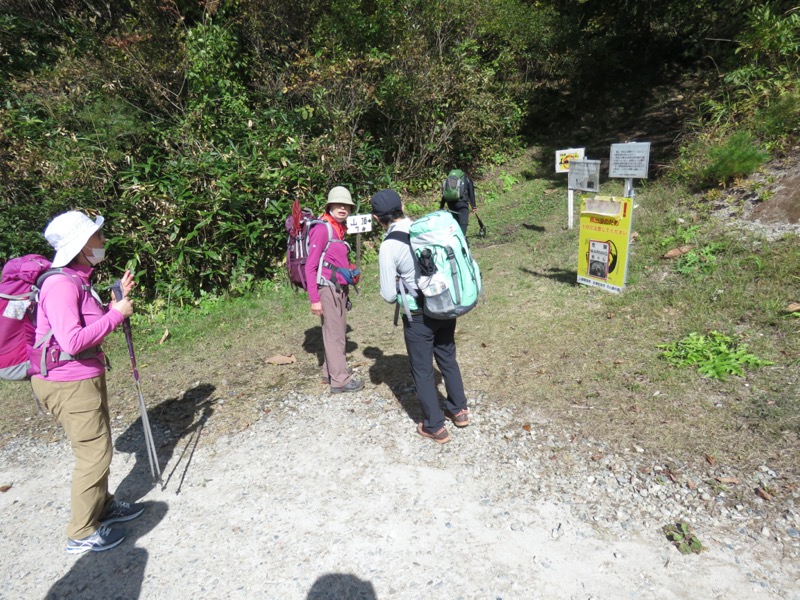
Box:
[577,196,634,293]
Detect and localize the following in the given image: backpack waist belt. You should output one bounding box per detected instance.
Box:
[39,344,103,377]
[59,346,102,361]
[319,261,358,295]
[34,328,105,376]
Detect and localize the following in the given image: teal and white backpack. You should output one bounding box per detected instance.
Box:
[387,210,482,322]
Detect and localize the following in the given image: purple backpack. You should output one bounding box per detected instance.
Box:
[285,202,318,291]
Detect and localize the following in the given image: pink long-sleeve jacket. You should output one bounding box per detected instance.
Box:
[32,264,124,382]
[305,217,351,304]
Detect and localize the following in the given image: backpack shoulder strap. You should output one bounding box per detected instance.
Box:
[385,230,410,245]
[312,219,349,289]
[36,268,94,300]
[35,269,102,325]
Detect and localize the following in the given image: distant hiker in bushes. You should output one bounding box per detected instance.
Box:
[306,186,364,393]
[440,168,476,237]
[371,189,470,444]
[31,211,145,554]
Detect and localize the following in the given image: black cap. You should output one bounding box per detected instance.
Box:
[370,189,402,218]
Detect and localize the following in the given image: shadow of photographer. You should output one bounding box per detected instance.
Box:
[307,573,377,600]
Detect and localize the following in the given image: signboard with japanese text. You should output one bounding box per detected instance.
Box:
[568,159,601,192]
[577,196,634,293]
[346,214,373,234]
[555,148,585,173]
[609,142,651,179]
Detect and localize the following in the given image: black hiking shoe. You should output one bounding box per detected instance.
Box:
[100,500,145,526]
[66,525,125,555]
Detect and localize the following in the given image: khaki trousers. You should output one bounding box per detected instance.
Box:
[31,375,113,540]
[319,285,352,388]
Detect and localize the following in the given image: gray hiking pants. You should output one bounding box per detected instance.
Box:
[319,285,353,388]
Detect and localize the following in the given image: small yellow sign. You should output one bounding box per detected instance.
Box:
[555,148,585,173]
[577,196,634,293]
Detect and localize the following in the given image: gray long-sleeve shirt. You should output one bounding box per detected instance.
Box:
[378,217,420,306]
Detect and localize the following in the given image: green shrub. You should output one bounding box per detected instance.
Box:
[673,130,770,190]
[701,131,770,187]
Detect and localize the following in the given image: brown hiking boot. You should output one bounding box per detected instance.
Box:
[417,423,451,444]
[445,408,470,428]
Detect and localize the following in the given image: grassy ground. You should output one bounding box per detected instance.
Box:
[2,148,798,497]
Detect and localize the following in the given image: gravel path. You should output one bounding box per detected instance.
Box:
[1,383,799,599]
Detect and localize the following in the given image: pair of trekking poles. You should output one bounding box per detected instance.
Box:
[112,280,162,485]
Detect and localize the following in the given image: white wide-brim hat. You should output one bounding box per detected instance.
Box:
[44,211,104,268]
[326,185,356,207]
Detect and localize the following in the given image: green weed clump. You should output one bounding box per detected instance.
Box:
[658,331,773,380]
[663,522,705,555]
[674,243,724,276]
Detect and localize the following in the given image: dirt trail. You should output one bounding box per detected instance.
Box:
[1,384,798,599]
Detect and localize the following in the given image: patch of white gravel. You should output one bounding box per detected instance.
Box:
[1,384,799,600]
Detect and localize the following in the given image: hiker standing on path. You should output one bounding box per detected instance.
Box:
[371,189,470,444]
[31,211,145,554]
[306,187,364,394]
[440,169,476,237]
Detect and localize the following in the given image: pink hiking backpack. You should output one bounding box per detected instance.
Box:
[0,254,94,380]
[285,199,318,291]
[0,254,52,380]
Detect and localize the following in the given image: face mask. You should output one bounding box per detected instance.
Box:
[86,247,106,266]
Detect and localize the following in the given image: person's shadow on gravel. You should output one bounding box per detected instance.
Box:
[363,346,445,423]
[44,501,168,600]
[303,325,358,368]
[307,573,377,599]
[114,383,216,501]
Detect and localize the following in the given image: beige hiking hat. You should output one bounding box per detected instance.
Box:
[326,186,356,207]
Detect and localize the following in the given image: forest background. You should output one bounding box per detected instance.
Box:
[2,0,798,303]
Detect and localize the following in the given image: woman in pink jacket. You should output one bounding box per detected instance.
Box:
[305,187,363,393]
[32,211,145,554]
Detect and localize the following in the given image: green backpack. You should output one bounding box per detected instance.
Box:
[441,169,467,202]
[388,210,482,322]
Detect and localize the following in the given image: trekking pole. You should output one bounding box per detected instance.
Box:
[111,281,162,484]
[474,211,487,238]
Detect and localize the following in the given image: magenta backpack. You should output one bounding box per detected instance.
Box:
[285,199,320,291]
[0,254,52,380]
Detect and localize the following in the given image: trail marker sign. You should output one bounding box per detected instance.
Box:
[346,214,372,234]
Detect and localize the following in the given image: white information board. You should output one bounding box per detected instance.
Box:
[346,214,373,234]
[555,148,585,173]
[609,142,651,179]
[568,159,601,192]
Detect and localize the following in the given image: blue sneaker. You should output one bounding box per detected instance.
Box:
[100,500,145,525]
[66,525,125,555]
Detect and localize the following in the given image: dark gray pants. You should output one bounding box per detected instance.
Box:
[445,202,470,236]
[402,313,468,432]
